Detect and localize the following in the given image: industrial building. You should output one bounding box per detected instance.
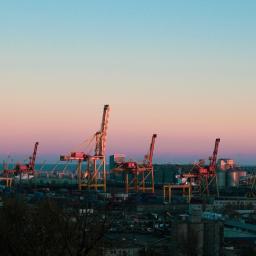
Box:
[0,104,256,255]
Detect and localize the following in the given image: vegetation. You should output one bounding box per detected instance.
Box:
[0,197,110,256]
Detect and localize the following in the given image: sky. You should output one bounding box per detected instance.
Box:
[0,0,256,164]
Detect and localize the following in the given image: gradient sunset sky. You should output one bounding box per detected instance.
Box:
[1,1,256,164]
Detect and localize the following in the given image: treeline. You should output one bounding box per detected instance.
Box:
[0,197,109,256]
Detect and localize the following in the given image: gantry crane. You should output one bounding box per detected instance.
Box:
[186,138,220,197]
[60,105,110,191]
[173,138,221,200]
[16,142,39,176]
[112,134,157,193]
[85,104,110,191]
[200,138,220,196]
[3,142,39,177]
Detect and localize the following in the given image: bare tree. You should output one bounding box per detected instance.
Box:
[0,197,112,256]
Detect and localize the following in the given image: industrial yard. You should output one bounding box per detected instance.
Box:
[0,105,256,256]
[2,0,256,254]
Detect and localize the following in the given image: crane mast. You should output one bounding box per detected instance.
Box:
[209,138,220,173]
[95,105,110,156]
[95,131,101,156]
[148,134,157,166]
[100,104,110,156]
[29,142,39,172]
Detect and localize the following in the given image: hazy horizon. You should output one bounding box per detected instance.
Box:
[1,152,256,166]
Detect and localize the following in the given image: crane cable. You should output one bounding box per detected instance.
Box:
[68,133,96,156]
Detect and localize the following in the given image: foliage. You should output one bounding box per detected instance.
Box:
[0,197,109,256]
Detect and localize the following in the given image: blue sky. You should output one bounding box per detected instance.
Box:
[0,1,256,164]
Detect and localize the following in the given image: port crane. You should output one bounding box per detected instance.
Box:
[186,138,220,197]
[198,138,220,197]
[112,134,157,193]
[3,142,39,177]
[15,142,39,176]
[169,138,220,202]
[60,105,110,191]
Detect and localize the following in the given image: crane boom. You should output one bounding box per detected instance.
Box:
[100,104,110,156]
[96,105,110,156]
[209,138,220,172]
[148,134,157,166]
[30,142,39,171]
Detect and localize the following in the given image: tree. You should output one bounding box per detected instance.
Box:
[0,196,112,256]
